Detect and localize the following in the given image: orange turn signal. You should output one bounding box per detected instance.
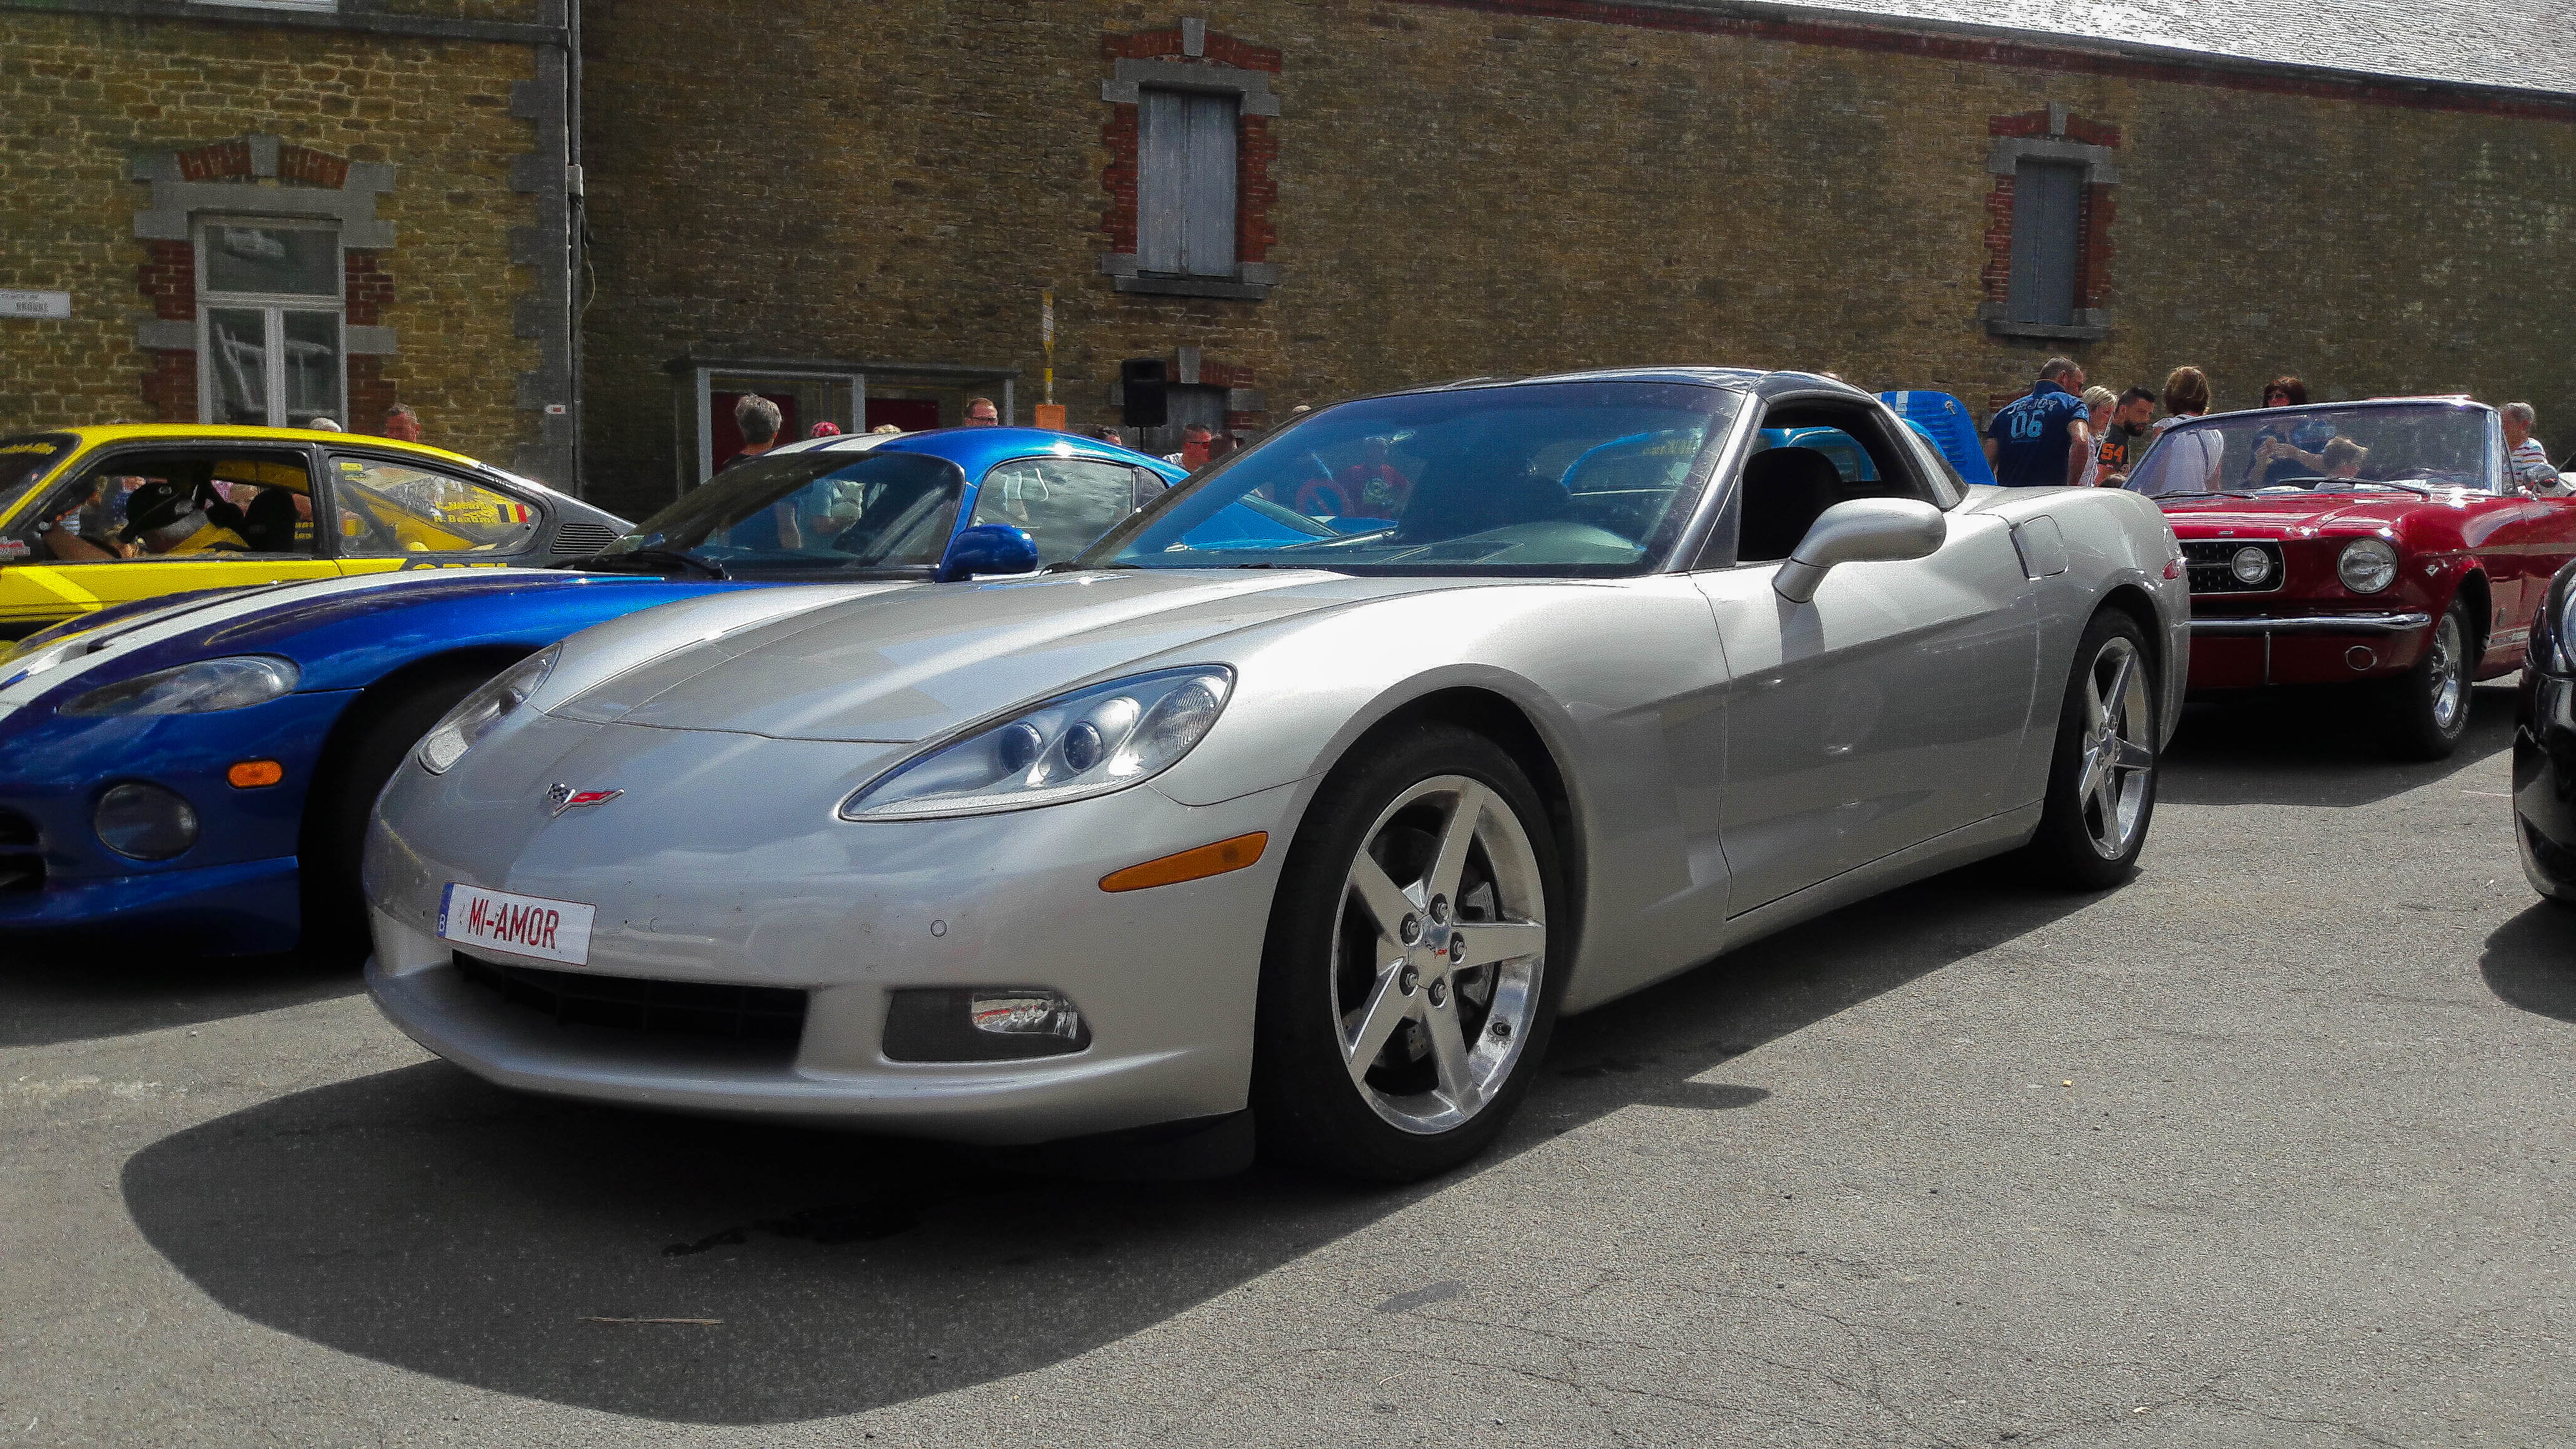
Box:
[226,759,285,789]
[1100,832,1267,894]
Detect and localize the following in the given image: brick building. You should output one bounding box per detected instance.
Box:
[0,0,577,480]
[2,1,2569,514]
[571,0,2574,518]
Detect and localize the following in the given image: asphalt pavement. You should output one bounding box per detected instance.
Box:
[6,680,2572,1448]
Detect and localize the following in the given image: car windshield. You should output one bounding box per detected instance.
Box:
[2128,404,2494,500]
[593,450,966,576]
[0,434,75,524]
[1082,381,1743,575]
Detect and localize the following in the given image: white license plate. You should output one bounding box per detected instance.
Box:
[437,882,595,965]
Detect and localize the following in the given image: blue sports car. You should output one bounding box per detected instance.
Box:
[0,427,1183,955]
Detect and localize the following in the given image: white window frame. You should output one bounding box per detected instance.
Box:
[195,215,346,427]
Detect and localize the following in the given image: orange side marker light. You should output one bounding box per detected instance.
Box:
[227,759,285,789]
[1100,832,1267,893]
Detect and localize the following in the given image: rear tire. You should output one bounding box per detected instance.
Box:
[2382,598,2473,761]
[2022,608,2160,889]
[1251,722,1568,1183]
[298,664,508,958]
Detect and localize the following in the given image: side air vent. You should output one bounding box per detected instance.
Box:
[553,520,623,555]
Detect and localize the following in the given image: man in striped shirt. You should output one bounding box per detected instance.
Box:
[2504,402,2565,497]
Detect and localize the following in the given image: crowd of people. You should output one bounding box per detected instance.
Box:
[1983,356,2565,496]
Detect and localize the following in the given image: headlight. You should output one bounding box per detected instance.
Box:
[415,645,559,775]
[2230,546,2272,585]
[95,782,199,860]
[840,665,1234,821]
[2338,538,2399,595]
[61,656,299,716]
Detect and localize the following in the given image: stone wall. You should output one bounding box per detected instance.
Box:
[0,10,547,467]
[572,0,2574,514]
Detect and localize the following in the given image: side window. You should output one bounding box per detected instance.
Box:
[1734,406,1936,566]
[2004,159,2084,328]
[973,459,1139,565]
[6,449,316,561]
[331,456,542,557]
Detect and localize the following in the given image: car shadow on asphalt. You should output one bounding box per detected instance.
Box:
[2479,901,2576,1020]
[0,942,363,1050]
[118,865,2099,1426]
[2155,680,2517,809]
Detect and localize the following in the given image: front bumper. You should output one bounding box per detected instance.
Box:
[0,853,302,954]
[2190,612,2431,636]
[362,713,1304,1144]
[2184,610,2432,691]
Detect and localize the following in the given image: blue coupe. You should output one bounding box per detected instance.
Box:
[0,427,1183,955]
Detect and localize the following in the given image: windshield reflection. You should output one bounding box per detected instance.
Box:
[593,451,966,577]
[2129,405,2495,500]
[1083,381,1743,575]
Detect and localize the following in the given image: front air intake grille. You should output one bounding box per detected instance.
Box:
[452,952,807,1046]
[552,520,623,555]
[2181,540,2285,595]
[0,809,40,892]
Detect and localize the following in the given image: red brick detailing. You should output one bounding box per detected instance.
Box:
[1989,109,2121,146]
[1199,358,1257,389]
[1395,0,2576,121]
[344,250,393,326]
[1978,175,2015,308]
[177,137,254,182]
[280,144,350,189]
[1984,110,2120,323]
[139,240,195,322]
[349,356,396,434]
[1103,27,1282,72]
[1237,114,1277,263]
[1100,26,1282,281]
[140,350,197,422]
[1100,101,1139,255]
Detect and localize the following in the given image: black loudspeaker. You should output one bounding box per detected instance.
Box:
[1120,358,1169,429]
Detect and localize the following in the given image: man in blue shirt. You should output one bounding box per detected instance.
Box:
[1983,357,2095,488]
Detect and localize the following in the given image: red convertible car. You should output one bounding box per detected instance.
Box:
[2127,398,2571,758]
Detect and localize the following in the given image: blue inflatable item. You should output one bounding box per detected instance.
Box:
[1880,390,1998,488]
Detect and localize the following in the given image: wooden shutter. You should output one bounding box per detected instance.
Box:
[1137,89,1239,278]
[2006,160,2082,326]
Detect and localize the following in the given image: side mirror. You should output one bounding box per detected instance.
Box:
[935,523,1040,582]
[1772,497,1947,603]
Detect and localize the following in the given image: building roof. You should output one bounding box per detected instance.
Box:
[1779,0,2575,101]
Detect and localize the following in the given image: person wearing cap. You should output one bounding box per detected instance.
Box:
[807,421,844,440]
[119,480,251,556]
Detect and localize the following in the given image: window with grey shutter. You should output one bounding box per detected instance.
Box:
[2006,159,2082,327]
[1138,89,1238,278]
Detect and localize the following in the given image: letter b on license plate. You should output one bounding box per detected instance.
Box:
[437,882,595,965]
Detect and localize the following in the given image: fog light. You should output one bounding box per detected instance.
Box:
[882,987,1091,1062]
[2230,546,2271,585]
[2346,646,2377,671]
[95,782,198,861]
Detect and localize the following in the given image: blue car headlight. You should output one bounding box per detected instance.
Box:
[840,666,1234,821]
[60,656,300,717]
[416,645,559,775]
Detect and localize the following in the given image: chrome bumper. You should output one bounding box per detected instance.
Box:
[2190,612,2431,636]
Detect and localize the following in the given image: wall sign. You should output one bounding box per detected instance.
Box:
[0,291,70,320]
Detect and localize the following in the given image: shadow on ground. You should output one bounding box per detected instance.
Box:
[120,866,2097,1425]
[0,942,361,1049]
[2157,680,2517,809]
[2480,902,2576,1021]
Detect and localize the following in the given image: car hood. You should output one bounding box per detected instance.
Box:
[2159,490,2478,535]
[552,567,1472,743]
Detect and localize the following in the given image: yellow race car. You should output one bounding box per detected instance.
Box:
[0,424,629,638]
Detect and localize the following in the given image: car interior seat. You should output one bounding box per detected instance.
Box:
[1736,446,1845,564]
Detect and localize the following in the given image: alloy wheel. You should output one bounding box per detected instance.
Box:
[1330,775,1548,1134]
[2428,612,2466,732]
[2076,635,2155,860]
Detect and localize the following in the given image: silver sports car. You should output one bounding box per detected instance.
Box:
[364,369,2188,1181]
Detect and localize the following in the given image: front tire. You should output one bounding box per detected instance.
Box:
[2383,598,2473,761]
[1251,723,1567,1182]
[298,664,510,957]
[2023,609,2160,889]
